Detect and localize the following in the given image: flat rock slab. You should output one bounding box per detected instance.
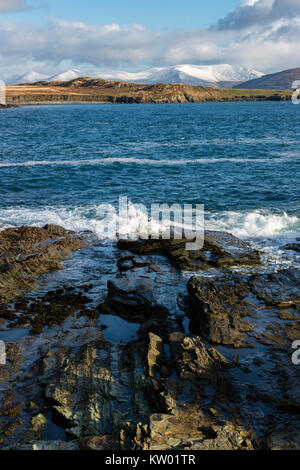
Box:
[0,225,89,302]
[117,231,261,271]
[251,268,300,307]
[188,267,300,348]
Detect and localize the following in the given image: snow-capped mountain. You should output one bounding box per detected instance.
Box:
[47,69,85,82]
[94,64,265,87]
[8,65,265,88]
[6,71,48,85]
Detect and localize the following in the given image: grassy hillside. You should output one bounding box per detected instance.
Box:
[234,67,300,90]
[5,77,291,105]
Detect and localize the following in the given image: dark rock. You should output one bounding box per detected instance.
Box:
[264,427,300,450]
[101,276,169,322]
[251,268,300,307]
[11,286,95,335]
[117,231,261,271]
[282,243,300,253]
[187,275,253,347]
[188,268,300,348]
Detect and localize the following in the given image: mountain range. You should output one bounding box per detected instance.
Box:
[7,64,264,88]
[8,64,300,90]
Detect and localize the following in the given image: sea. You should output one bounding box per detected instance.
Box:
[0,102,299,272]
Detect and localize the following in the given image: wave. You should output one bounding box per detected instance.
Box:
[0,156,294,168]
[206,210,300,239]
[0,203,182,240]
[1,205,299,243]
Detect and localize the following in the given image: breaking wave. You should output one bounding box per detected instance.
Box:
[1,205,299,243]
[206,210,300,239]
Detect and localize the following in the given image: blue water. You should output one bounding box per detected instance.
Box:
[0,102,299,268]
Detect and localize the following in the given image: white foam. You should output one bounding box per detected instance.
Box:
[1,206,299,243]
[0,156,293,168]
[1,205,299,271]
[206,210,300,239]
[0,203,181,241]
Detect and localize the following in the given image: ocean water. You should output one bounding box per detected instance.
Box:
[0,102,299,271]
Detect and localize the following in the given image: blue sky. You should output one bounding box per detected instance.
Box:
[2,0,240,30]
[0,0,300,79]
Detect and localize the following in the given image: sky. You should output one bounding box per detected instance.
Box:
[0,0,300,80]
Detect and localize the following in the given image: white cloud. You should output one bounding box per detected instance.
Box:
[0,0,300,79]
[215,0,300,30]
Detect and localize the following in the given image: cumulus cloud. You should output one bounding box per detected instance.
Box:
[0,0,300,79]
[215,0,300,30]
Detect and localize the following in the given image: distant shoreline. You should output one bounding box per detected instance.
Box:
[4,96,291,106]
[5,78,292,106]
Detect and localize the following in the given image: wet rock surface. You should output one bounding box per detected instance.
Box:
[0,284,99,335]
[188,275,254,348]
[0,225,89,302]
[250,268,300,308]
[188,268,300,348]
[117,230,261,271]
[0,226,299,450]
[101,277,169,322]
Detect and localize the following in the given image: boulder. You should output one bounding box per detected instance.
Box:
[101,277,168,322]
[169,332,230,380]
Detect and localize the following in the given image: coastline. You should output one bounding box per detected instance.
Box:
[5,79,292,106]
[5,94,291,106]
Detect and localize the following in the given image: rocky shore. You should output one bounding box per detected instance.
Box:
[0,104,17,109]
[0,226,299,450]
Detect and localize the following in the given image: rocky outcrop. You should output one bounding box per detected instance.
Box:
[1,314,255,451]
[188,275,254,347]
[141,412,254,450]
[1,225,299,451]
[0,104,17,109]
[45,339,123,439]
[188,267,300,348]
[117,231,261,271]
[42,330,251,451]
[0,225,89,301]
[283,242,300,253]
[169,332,230,380]
[101,276,169,322]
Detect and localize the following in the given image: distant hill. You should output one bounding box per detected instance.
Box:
[234,67,300,90]
[5,77,291,105]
